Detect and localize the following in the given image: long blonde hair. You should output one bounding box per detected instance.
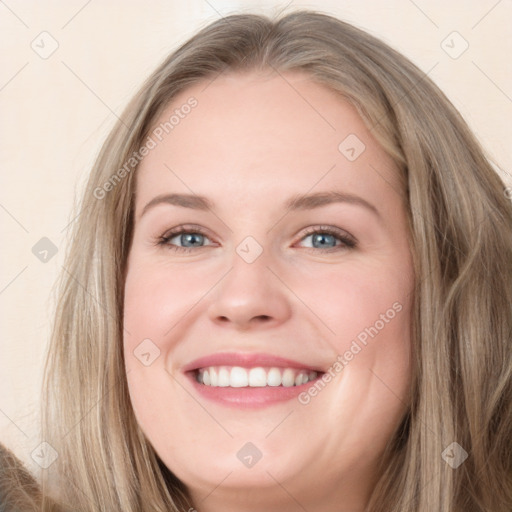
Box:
[35,10,512,511]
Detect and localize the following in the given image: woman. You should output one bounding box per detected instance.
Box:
[2,9,511,512]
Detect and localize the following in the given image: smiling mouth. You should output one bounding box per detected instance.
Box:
[183,352,326,407]
[195,366,320,387]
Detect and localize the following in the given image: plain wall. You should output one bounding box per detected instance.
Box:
[1,0,511,471]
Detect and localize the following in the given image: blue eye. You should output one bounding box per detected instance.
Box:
[298,226,356,251]
[157,226,213,253]
[156,225,356,253]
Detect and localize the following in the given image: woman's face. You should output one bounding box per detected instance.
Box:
[123,70,415,511]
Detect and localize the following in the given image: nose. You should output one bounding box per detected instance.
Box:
[207,251,292,331]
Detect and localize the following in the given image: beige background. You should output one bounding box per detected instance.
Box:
[1,0,511,471]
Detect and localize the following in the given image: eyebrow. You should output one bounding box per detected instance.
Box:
[139,191,381,220]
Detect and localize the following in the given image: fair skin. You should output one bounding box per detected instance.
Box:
[123,70,415,512]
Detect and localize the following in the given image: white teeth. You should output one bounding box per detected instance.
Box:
[249,367,267,387]
[230,367,248,387]
[282,368,295,387]
[197,366,318,387]
[267,368,282,387]
[218,367,230,387]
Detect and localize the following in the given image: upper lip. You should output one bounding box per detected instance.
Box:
[182,352,325,373]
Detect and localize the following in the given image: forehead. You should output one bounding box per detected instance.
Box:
[135,70,402,217]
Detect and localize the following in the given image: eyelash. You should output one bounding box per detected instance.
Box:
[155,224,357,253]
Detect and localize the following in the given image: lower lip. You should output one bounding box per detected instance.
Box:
[186,371,322,408]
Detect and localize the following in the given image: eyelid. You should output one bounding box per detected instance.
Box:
[160,224,212,240]
[298,224,355,241]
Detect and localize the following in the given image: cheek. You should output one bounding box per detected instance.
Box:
[123,261,202,350]
[303,258,414,412]
[122,263,193,442]
[302,260,412,350]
